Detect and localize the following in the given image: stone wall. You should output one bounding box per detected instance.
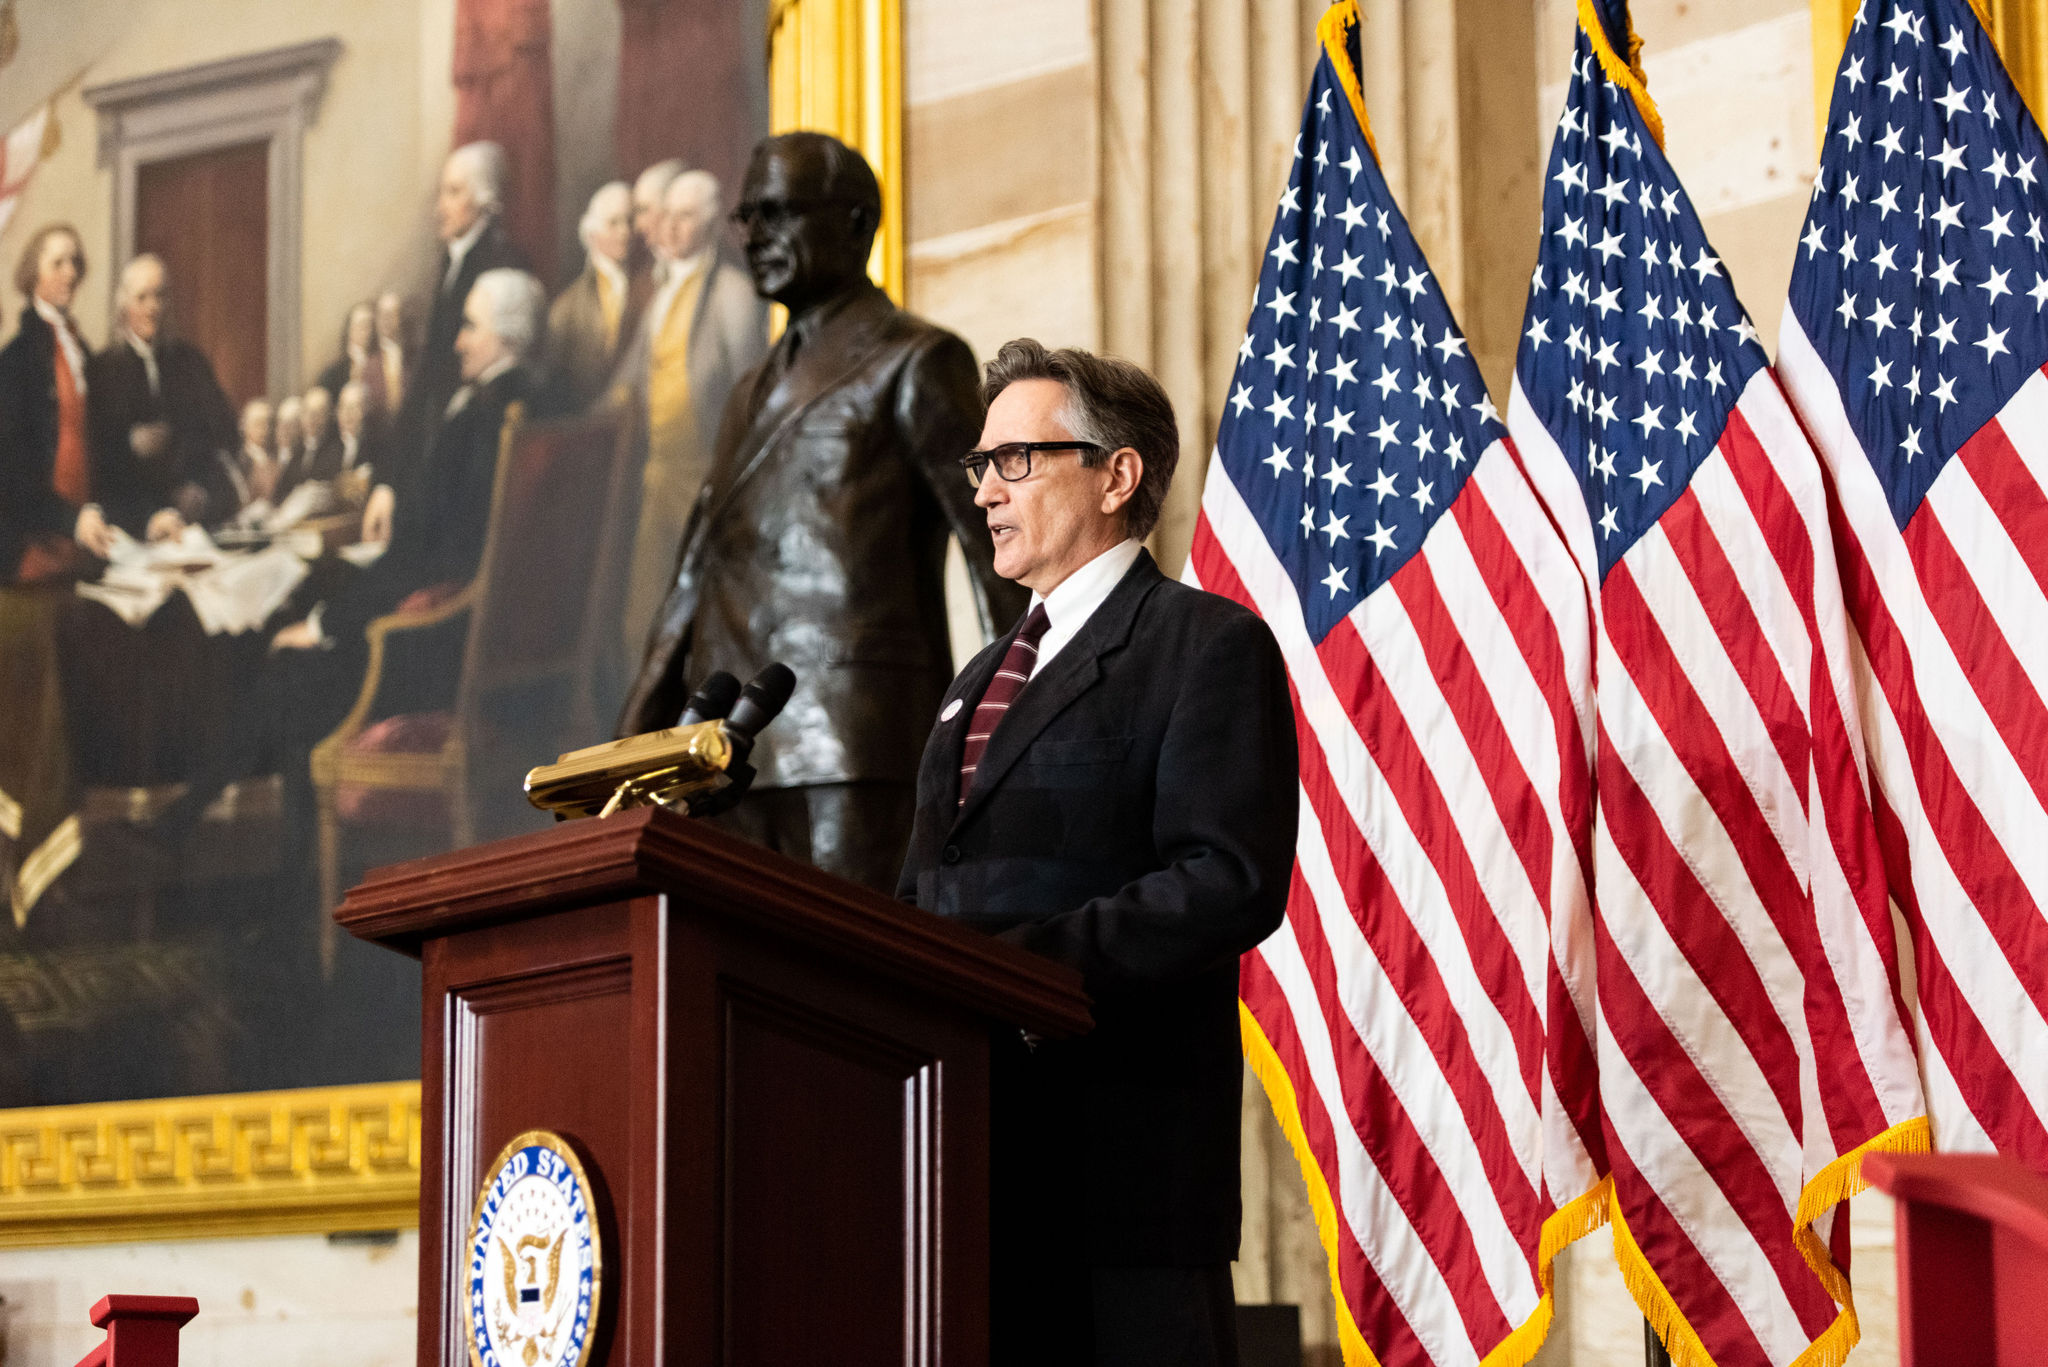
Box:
[0,1233,417,1365]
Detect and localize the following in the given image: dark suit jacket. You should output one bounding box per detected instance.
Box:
[322,363,534,652]
[276,432,345,499]
[85,337,238,531]
[403,215,528,449]
[619,280,1027,788]
[0,308,83,577]
[898,550,1299,1265]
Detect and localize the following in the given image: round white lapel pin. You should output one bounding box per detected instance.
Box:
[940,698,964,722]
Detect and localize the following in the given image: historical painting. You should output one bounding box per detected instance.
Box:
[0,0,777,1109]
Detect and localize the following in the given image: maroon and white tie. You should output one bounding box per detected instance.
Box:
[957,603,1051,806]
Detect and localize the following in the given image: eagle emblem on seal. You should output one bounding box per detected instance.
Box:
[466,1131,602,1367]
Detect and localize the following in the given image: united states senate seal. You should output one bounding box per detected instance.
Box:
[466,1130,602,1367]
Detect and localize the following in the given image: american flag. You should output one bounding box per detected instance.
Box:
[1186,6,1609,1364]
[0,103,54,241]
[1778,0,2048,1167]
[1509,6,1928,1366]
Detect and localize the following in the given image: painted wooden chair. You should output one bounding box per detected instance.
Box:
[309,403,634,947]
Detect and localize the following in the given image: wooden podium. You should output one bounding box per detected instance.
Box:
[337,805,1091,1367]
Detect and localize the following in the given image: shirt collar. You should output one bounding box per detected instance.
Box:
[445,214,490,270]
[127,332,156,362]
[1031,538,1144,630]
[32,296,70,333]
[592,251,628,293]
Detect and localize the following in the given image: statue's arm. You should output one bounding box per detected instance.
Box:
[896,332,1029,638]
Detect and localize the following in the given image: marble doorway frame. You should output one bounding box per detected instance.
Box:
[82,37,342,400]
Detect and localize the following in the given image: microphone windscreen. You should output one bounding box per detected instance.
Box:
[723,662,797,742]
[677,670,743,726]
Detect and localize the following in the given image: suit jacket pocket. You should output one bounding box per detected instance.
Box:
[1027,736,1134,766]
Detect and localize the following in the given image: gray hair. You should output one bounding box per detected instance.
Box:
[634,158,686,205]
[115,253,166,312]
[446,141,507,215]
[466,268,547,358]
[663,168,721,218]
[578,181,632,249]
[980,339,1180,540]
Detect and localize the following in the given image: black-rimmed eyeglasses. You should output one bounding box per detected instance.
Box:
[959,442,1104,488]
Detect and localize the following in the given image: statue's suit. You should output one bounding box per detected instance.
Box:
[619,278,1027,889]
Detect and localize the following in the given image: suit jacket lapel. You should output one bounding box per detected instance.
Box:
[699,285,899,529]
[950,552,1164,832]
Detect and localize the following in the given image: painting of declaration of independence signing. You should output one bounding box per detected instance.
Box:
[11,0,2048,1364]
[0,1,802,1105]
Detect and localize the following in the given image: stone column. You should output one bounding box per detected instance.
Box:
[1097,0,1539,577]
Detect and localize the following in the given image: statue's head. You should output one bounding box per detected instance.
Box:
[735,132,881,311]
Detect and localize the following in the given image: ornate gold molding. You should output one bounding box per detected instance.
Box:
[1813,0,2048,139]
[767,0,905,302]
[0,1082,420,1248]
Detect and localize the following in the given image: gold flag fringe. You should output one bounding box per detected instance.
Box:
[1316,0,1382,168]
[1241,1002,1614,1367]
[1241,1001,1384,1367]
[1575,0,1667,149]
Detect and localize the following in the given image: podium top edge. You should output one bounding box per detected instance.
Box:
[332,807,1093,1038]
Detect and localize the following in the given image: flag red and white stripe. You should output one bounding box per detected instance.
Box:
[1191,10,1610,1362]
[0,104,53,241]
[1778,323,2048,1163]
[1192,441,1608,1367]
[1776,0,2048,1173]
[1509,10,1927,1365]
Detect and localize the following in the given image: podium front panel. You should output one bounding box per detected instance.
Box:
[344,809,1085,1367]
[417,890,993,1367]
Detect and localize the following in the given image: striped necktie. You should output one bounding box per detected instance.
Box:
[957,603,1051,806]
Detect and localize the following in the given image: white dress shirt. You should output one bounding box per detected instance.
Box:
[1027,538,1144,679]
[34,296,86,394]
[441,214,490,292]
[642,244,710,339]
[127,333,160,396]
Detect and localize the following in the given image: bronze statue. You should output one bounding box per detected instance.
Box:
[619,132,1026,891]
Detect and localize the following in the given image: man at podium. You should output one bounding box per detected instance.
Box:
[899,340,1299,1367]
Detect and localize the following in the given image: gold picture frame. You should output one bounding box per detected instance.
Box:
[769,0,906,302]
[0,1081,421,1248]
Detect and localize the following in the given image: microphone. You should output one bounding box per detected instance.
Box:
[677,671,742,726]
[720,663,797,760]
[522,662,798,820]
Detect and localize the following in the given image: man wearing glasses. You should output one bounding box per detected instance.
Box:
[619,132,1023,892]
[899,339,1299,1365]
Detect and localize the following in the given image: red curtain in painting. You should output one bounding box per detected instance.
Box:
[453,0,557,283]
[614,0,762,213]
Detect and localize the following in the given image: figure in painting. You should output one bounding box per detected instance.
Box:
[404,141,528,447]
[85,253,237,537]
[630,158,685,271]
[0,223,114,582]
[548,180,642,413]
[373,289,411,421]
[614,167,765,654]
[224,397,277,512]
[620,132,1025,892]
[279,268,549,664]
[315,302,388,422]
[333,380,380,486]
